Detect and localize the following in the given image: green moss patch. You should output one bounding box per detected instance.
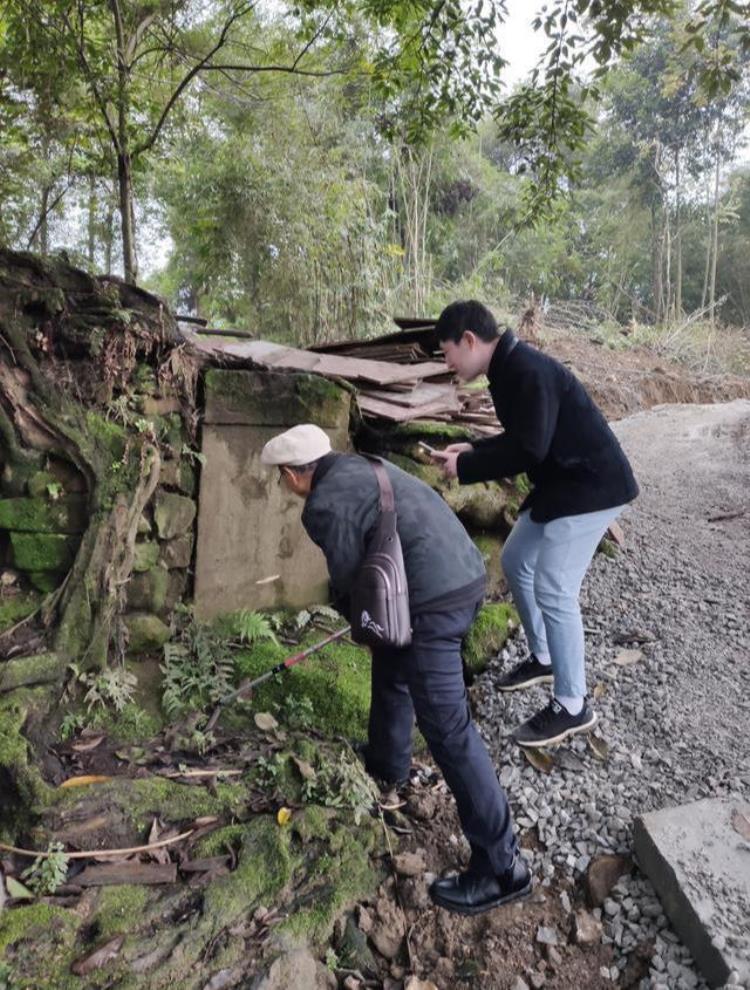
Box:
[0,495,87,534]
[204,370,350,429]
[133,540,159,572]
[0,902,79,987]
[230,633,371,740]
[10,532,79,571]
[464,602,518,675]
[124,612,170,654]
[94,884,152,939]
[0,591,41,633]
[0,651,63,693]
[42,776,248,847]
[0,687,52,840]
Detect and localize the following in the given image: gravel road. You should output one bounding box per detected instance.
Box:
[473,399,750,990]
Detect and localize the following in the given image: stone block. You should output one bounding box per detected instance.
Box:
[26,471,57,499]
[159,459,197,494]
[0,652,63,692]
[165,570,189,611]
[0,496,87,533]
[160,533,194,570]
[585,854,632,907]
[154,492,196,540]
[10,532,79,571]
[193,422,347,618]
[203,370,351,429]
[634,797,750,988]
[139,396,182,416]
[124,613,171,655]
[126,566,169,613]
[133,540,159,572]
[28,571,65,593]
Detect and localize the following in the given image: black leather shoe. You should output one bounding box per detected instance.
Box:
[428,854,532,916]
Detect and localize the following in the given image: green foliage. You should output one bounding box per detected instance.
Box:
[67,663,137,713]
[278,693,315,730]
[21,842,68,897]
[300,748,378,825]
[59,713,85,741]
[0,961,19,990]
[161,614,235,718]
[234,610,279,647]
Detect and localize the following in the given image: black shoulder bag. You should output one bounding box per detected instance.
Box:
[350,457,412,649]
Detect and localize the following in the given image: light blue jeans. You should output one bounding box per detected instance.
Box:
[501,505,625,698]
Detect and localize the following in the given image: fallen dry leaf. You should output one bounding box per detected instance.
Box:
[730,807,750,842]
[405,978,439,990]
[71,935,125,975]
[614,648,643,667]
[5,876,34,900]
[192,816,219,828]
[59,774,112,789]
[147,819,174,865]
[71,732,106,753]
[522,748,555,774]
[587,736,610,762]
[254,712,279,732]
[593,681,608,699]
[291,755,316,781]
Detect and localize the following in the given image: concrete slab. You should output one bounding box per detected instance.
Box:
[634,797,750,988]
[194,370,351,619]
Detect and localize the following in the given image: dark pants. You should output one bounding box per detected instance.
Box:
[367,602,517,877]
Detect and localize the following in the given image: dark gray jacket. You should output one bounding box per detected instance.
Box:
[302,453,485,619]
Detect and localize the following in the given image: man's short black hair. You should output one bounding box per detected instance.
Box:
[434,300,499,344]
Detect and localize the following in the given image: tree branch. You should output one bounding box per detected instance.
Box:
[53,3,120,154]
[134,2,256,156]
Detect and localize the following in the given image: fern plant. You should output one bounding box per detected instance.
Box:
[161,624,234,718]
[66,663,137,712]
[21,842,69,896]
[235,609,278,647]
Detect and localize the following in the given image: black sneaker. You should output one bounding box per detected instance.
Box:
[512,698,597,747]
[429,853,532,916]
[498,655,554,692]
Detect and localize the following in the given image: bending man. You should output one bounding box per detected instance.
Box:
[261,423,530,916]
[431,300,638,748]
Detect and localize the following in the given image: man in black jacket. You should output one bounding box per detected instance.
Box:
[431,301,638,748]
[261,423,531,915]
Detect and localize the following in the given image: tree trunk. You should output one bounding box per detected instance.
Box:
[650,142,665,324]
[87,174,97,266]
[30,186,52,257]
[0,249,190,676]
[118,151,138,284]
[701,171,712,311]
[675,151,682,320]
[709,146,720,326]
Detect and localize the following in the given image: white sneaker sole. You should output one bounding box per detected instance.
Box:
[515,711,598,748]
[498,673,554,692]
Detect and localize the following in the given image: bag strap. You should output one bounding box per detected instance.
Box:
[362,455,395,512]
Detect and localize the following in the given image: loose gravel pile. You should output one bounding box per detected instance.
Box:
[472,400,750,990]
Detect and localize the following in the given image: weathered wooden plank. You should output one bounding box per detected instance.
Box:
[74,862,177,886]
[359,382,459,409]
[357,394,461,422]
[183,333,448,386]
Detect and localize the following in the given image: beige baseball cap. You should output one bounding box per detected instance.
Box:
[260,424,332,466]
